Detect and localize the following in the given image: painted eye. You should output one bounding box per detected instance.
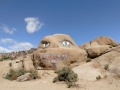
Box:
[66,41,70,46]
[62,41,66,46]
[62,40,71,46]
[42,42,50,47]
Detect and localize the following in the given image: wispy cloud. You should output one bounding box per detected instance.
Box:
[24,17,44,33]
[0,46,10,53]
[0,24,16,34]
[0,38,16,44]
[0,38,34,53]
[9,42,33,51]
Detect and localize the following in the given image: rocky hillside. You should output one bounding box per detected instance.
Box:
[0,34,120,90]
[0,48,36,61]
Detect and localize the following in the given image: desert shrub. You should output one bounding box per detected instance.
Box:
[96,75,101,80]
[114,44,118,47]
[117,74,120,78]
[3,56,10,60]
[104,64,109,70]
[4,69,39,81]
[5,69,27,80]
[109,46,113,48]
[5,73,12,79]
[30,70,38,79]
[116,73,120,79]
[53,67,78,88]
[2,56,13,60]
[0,59,3,61]
[86,58,91,62]
[9,63,12,67]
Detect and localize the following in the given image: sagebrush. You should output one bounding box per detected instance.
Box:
[96,75,101,80]
[53,67,78,88]
[4,68,38,80]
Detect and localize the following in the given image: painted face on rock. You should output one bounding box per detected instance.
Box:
[33,34,87,70]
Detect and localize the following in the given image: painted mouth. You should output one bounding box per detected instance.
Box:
[40,53,69,63]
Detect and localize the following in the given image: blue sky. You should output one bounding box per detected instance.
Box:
[0,0,120,53]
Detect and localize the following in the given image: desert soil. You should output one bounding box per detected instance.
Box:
[0,60,120,90]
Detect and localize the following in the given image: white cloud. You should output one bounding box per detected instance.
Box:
[9,42,33,51]
[0,38,34,53]
[0,38,16,44]
[0,46,10,53]
[1,24,16,34]
[24,17,44,33]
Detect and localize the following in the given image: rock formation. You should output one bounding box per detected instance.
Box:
[93,36,118,46]
[1,34,120,82]
[92,46,120,73]
[16,73,31,82]
[23,54,35,71]
[79,36,118,58]
[0,48,36,61]
[33,34,87,69]
[73,62,104,81]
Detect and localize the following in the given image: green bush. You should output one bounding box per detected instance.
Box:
[86,58,91,62]
[53,67,78,88]
[5,68,39,81]
[5,69,27,80]
[0,59,3,61]
[5,73,12,79]
[116,74,120,79]
[114,44,118,47]
[9,63,12,67]
[30,70,38,79]
[109,46,113,48]
[104,64,109,70]
[96,75,101,80]
[3,57,10,60]
[2,56,12,60]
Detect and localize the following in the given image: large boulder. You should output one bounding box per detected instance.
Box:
[93,36,118,46]
[92,46,120,74]
[23,54,35,71]
[9,54,35,71]
[73,62,105,81]
[4,56,36,80]
[33,34,87,70]
[80,36,118,49]
[85,41,110,58]
[16,73,31,82]
[3,60,24,80]
[10,60,23,71]
[86,46,110,58]
[79,36,118,58]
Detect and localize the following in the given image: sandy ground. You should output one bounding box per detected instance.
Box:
[0,60,120,90]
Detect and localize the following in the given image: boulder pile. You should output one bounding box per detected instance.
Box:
[33,34,87,70]
[1,34,120,82]
[80,36,118,58]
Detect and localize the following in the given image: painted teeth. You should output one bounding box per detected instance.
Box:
[56,58,58,62]
[46,55,48,58]
[40,53,69,63]
[48,60,50,63]
[53,60,56,63]
[58,55,60,58]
